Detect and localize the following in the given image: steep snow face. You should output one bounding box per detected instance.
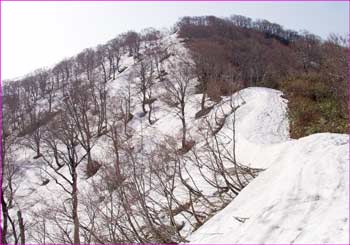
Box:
[188,87,349,243]
[235,87,290,145]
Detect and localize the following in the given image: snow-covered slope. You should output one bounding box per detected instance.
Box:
[188,88,349,243]
[8,33,349,244]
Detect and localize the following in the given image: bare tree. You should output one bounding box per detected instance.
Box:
[1,104,23,244]
[96,45,110,83]
[45,75,56,113]
[134,59,156,124]
[91,79,108,136]
[191,40,228,109]
[22,112,44,159]
[293,31,322,73]
[107,37,123,79]
[40,109,90,244]
[229,15,252,28]
[122,31,141,58]
[190,101,260,199]
[75,48,96,83]
[52,58,74,94]
[16,76,46,159]
[141,28,161,48]
[2,82,22,131]
[63,81,100,177]
[162,59,195,149]
[145,40,169,81]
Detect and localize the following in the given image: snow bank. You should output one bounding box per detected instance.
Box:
[188,88,349,244]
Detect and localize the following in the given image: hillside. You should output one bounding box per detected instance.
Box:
[1,16,349,244]
[177,15,348,138]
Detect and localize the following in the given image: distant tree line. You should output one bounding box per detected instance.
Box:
[176,15,348,136]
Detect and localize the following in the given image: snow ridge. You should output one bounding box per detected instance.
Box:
[188,88,349,244]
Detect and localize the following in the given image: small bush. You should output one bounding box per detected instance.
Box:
[282,74,347,138]
[178,140,196,154]
[86,160,101,178]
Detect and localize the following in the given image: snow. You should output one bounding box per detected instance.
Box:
[7,33,349,244]
[187,88,349,244]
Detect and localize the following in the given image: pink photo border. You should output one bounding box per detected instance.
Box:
[0,1,348,244]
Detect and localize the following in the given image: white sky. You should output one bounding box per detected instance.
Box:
[2,1,349,80]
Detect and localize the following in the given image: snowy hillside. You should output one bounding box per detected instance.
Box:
[2,32,349,244]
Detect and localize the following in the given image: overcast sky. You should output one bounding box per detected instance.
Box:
[2,1,349,80]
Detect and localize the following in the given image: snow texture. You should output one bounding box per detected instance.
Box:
[188,88,349,244]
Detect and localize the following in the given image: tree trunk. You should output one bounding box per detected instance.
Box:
[113,131,121,178]
[101,63,108,83]
[181,119,186,149]
[48,93,52,113]
[36,142,41,158]
[142,90,147,114]
[17,211,25,244]
[148,104,153,125]
[87,149,92,165]
[1,194,8,244]
[181,103,187,149]
[72,169,81,244]
[201,92,206,111]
